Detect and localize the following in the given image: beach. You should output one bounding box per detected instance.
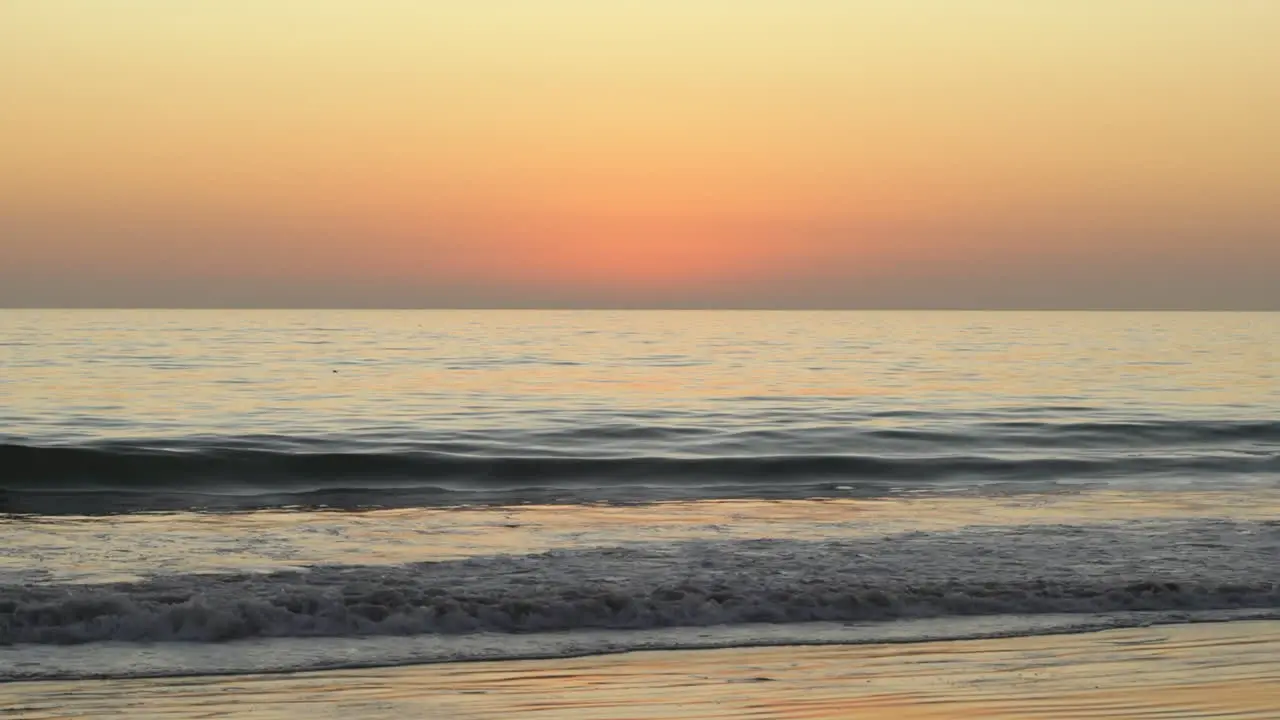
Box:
[3,310,1278,718]
[7,621,1279,719]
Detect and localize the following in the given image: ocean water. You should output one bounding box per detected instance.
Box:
[1,310,1278,681]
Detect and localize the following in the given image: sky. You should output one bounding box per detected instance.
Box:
[2,1,1277,309]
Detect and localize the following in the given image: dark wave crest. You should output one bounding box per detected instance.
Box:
[2,422,1276,513]
[5,443,1273,486]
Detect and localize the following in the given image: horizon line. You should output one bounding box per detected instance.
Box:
[3,307,1277,313]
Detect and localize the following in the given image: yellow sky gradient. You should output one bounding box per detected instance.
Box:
[2,1,1277,308]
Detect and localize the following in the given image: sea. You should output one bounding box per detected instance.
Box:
[1,310,1278,682]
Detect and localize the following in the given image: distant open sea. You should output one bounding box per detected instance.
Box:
[1,310,1278,681]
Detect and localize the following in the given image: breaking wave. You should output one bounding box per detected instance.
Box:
[5,519,1278,646]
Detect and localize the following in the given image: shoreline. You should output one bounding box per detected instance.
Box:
[9,608,1280,683]
[7,620,1280,718]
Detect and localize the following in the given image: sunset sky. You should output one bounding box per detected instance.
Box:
[2,1,1277,309]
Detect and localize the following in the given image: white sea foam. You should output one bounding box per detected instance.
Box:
[3,520,1276,648]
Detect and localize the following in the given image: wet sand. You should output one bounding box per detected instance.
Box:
[6,621,1280,719]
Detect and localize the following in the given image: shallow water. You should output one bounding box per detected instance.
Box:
[8,621,1280,719]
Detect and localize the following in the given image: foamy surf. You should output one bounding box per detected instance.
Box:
[5,515,1274,666]
[7,610,1280,682]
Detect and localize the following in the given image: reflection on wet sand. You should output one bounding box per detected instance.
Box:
[8,621,1280,719]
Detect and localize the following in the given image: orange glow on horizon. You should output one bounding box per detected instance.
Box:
[2,1,1278,308]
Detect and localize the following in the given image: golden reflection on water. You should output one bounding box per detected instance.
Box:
[3,310,1277,440]
[5,490,1278,583]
